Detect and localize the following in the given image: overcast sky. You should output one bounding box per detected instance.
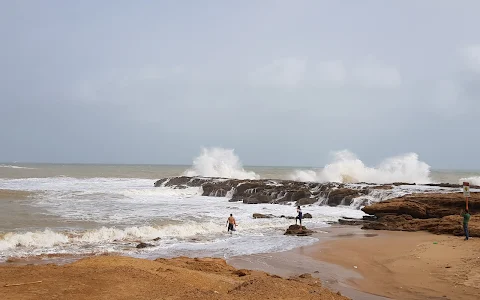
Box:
[1,1,480,169]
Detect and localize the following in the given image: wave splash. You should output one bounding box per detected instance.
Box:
[290,150,432,184]
[184,147,259,180]
[460,176,480,186]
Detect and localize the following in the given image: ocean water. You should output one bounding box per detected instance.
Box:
[1,148,479,263]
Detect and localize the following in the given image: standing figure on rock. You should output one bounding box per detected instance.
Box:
[227,213,237,234]
[462,209,471,240]
[295,206,303,225]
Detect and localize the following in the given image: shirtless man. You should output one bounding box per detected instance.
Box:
[227,214,237,234]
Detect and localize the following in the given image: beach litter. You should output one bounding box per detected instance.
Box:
[4,280,42,287]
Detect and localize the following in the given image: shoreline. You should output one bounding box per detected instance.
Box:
[266,226,480,300]
[228,226,390,300]
[1,226,479,299]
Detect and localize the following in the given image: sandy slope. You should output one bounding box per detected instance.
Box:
[0,255,349,300]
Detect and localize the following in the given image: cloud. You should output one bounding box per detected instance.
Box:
[248,57,307,88]
[314,60,347,86]
[351,58,402,88]
[71,66,187,102]
[430,79,465,118]
[461,45,480,73]
[249,57,400,89]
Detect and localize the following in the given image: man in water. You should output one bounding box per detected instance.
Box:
[227,213,237,234]
[295,206,303,225]
[462,209,471,240]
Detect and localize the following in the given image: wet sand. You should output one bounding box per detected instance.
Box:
[308,229,480,300]
[229,226,480,300]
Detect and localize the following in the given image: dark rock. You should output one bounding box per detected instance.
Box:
[392,182,416,186]
[327,188,362,206]
[296,198,318,206]
[243,195,272,204]
[291,190,311,202]
[338,219,366,226]
[228,196,245,202]
[253,213,274,219]
[284,225,315,236]
[136,242,154,249]
[362,200,428,219]
[152,237,161,241]
[235,183,262,196]
[233,269,251,277]
[303,213,312,219]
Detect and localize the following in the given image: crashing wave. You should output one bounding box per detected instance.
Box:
[184,147,259,180]
[290,150,432,184]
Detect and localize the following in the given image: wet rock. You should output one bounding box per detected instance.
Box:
[291,190,311,202]
[153,237,161,241]
[338,218,366,226]
[228,196,245,202]
[362,215,377,221]
[253,213,274,219]
[362,200,428,219]
[303,213,312,218]
[243,195,272,204]
[296,198,318,206]
[136,242,154,249]
[327,188,363,206]
[284,225,315,236]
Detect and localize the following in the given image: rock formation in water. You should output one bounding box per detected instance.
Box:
[357,193,479,237]
[154,176,475,208]
[284,225,315,236]
[155,176,478,236]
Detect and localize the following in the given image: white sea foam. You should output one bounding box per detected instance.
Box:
[290,150,432,184]
[459,176,480,186]
[0,229,69,251]
[184,147,259,179]
[0,164,35,169]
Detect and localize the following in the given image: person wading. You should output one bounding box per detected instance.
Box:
[295,206,303,225]
[227,214,237,234]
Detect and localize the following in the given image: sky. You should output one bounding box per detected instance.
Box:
[1,0,480,169]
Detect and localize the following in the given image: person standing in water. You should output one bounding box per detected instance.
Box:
[227,213,237,234]
[295,206,303,225]
[462,209,471,240]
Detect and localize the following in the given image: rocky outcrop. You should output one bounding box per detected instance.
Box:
[136,242,154,249]
[252,213,313,219]
[358,192,479,236]
[252,213,274,219]
[327,188,365,206]
[362,193,479,218]
[284,225,315,236]
[154,176,465,208]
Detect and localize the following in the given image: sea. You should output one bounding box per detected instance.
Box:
[1,148,479,263]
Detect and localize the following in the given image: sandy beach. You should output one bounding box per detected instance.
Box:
[1,227,478,300]
[229,226,480,300]
[0,255,348,300]
[310,229,480,300]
